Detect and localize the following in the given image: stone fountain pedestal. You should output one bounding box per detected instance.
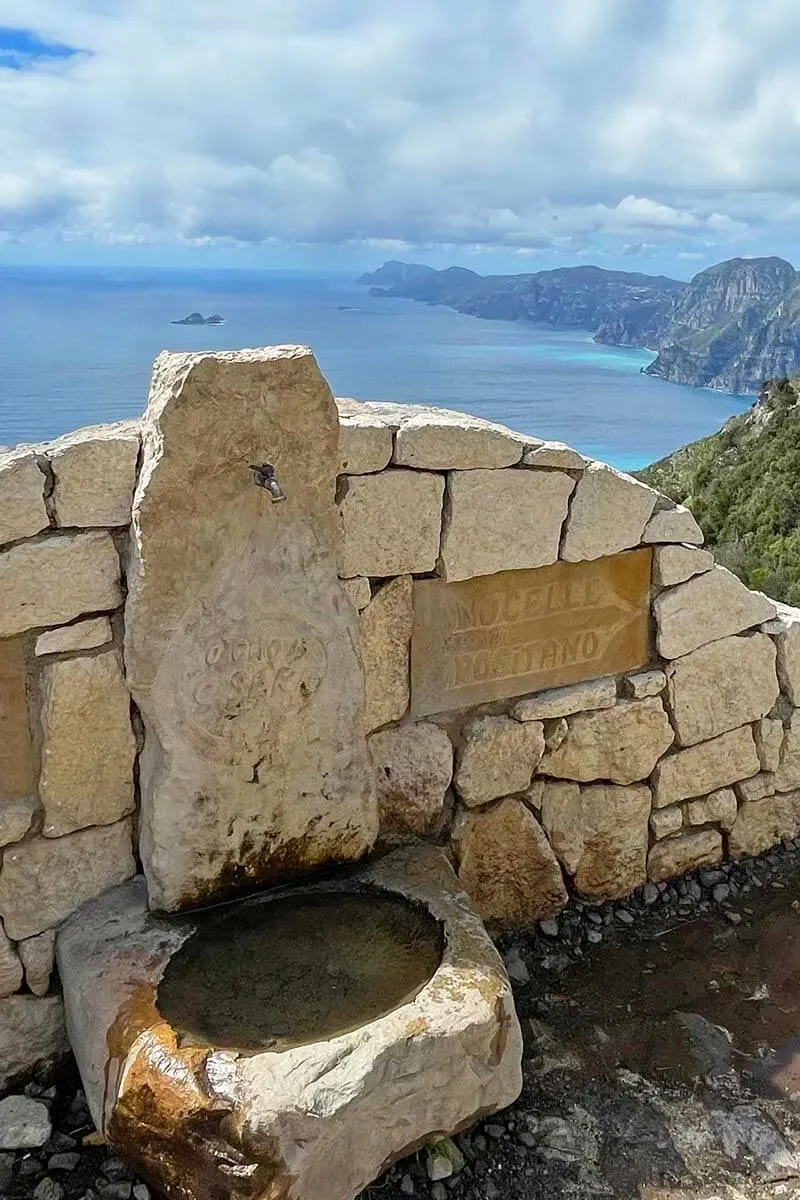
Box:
[55,348,522,1198]
[57,844,522,1200]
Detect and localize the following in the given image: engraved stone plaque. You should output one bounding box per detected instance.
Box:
[410,549,652,717]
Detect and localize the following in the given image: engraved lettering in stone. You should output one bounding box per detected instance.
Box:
[170,609,328,764]
[411,550,651,717]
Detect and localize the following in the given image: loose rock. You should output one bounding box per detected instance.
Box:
[0,1095,52,1150]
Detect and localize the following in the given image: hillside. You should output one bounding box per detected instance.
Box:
[639,376,800,604]
[361,256,800,393]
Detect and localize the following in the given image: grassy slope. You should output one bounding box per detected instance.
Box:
[639,378,800,604]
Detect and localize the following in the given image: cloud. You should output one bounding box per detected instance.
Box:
[0,0,796,264]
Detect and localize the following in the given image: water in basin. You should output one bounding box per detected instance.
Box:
[157,885,444,1054]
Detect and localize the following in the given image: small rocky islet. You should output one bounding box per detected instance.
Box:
[169,312,224,326]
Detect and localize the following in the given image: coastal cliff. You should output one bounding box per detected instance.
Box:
[362,260,682,342]
[362,256,800,393]
[642,257,800,392]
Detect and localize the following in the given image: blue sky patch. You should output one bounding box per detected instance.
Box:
[0,26,81,70]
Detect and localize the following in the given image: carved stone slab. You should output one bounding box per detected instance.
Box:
[125,348,377,912]
[410,549,652,717]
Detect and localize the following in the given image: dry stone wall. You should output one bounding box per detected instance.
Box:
[1,357,799,1088]
[334,400,800,929]
[0,423,139,1089]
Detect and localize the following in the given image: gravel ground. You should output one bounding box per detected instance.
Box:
[7,840,800,1199]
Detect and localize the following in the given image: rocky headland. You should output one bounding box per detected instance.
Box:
[360,256,800,393]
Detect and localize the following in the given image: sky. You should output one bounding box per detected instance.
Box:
[0,0,799,278]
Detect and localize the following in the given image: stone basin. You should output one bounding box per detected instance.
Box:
[157,886,444,1055]
[57,845,522,1200]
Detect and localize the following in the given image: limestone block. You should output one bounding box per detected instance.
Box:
[454,799,567,924]
[0,638,36,803]
[361,576,413,732]
[126,349,378,912]
[439,468,574,583]
[686,789,738,829]
[19,931,56,997]
[654,567,776,660]
[39,651,136,838]
[0,819,135,939]
[337,412,393,474]
[735,773,775,803]
[0,798,37,848]
[624,670,666,699]
[652,544,714,588]
[665,634,779,747]
[0,922,22,997]
[58,849,523,1200]
[0,1094,51,1149]
[652,727,760,807]
[539,698,674,785]
[540,780,583,873]
[521,779,545,812]
[729,791,800,858]
[521,441,587,469]
[650,806,683,840]
[544,717,568,751]
[754,716,784,772]
[369,722,453,837]
[648,829,723,882]
[775,711,800,792]
[566,783,650,899]
[454,715,545,807]
[762,603,800,704]
[0,532,122,639]
[47,422,140,528]
[393,410,524,470]
[0,450,48,546]
[34,616,113,656]
[512,676,617,722]
[338,469,444,578]
[561,464,658,562]
[643,504,704,545]
[541,779,650,895]
[338,577,371,612]
[0,995,67,1091]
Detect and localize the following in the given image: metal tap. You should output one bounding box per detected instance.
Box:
[250,463,287,502]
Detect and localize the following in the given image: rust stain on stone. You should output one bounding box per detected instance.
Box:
[105,978,291,1200]
[175,823,371,911]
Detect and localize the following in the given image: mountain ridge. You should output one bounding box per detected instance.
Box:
[360,256,800,393]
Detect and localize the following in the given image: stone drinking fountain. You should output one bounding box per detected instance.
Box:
[56,348,522,1200]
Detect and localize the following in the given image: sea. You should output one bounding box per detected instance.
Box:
[0,266,753,471]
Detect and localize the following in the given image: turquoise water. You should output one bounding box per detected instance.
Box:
[0,267,752,469]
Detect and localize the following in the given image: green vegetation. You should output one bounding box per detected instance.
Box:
[640,378,800,605]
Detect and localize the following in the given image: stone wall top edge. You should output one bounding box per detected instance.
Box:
[4,396,588,467]
[2,419,142,460]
